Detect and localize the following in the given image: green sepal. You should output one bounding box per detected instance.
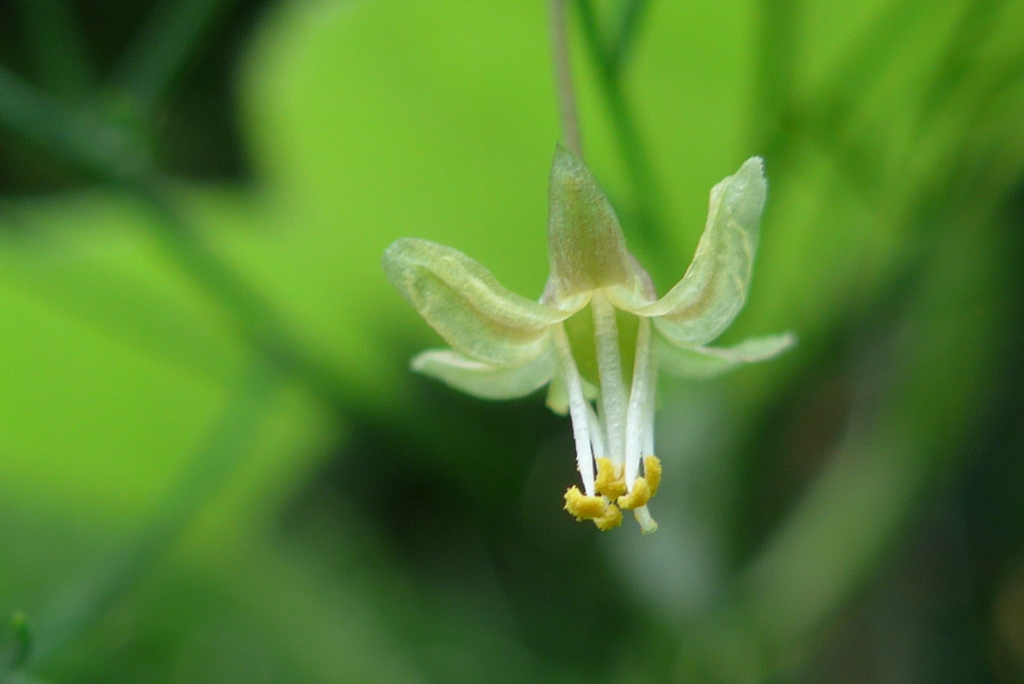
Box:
[545,146,648,302]
[383,238,574,366]
[411,347,555,400]
[656,331,795,379]
[633,157,766,346]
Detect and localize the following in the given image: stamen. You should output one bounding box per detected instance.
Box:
[563,486,623,531]
[585,402,607,459]
[593,504,623,531]
[643,345,657,458]
[643,455,662,496]
[591,292,627,466]
[617,477,651,509]
[595,457,627,499]
[552,323,596,495]
[624,316,653,488]
[633,506,658,535]
[563,486,606,519]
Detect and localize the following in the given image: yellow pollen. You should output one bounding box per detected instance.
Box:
[593,503,623,530]
[617,477,651,510]
[594,457,627,499]
[564,457,664,532]
[563,486,608,520]
[643,455,662,496]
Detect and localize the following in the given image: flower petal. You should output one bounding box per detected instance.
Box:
[633,157,766,345]
[411,347,555,400]
[657,331,796,379]
[544,146,649,302]
[383,238,574,366]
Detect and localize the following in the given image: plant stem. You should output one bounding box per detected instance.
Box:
[549,0,583,156]
[753,0,798,156]
[0,65,142,179]
[608,0,652,72]
[125,177,357,410]
[15,0,96,100]
[577,0,667,261]
[110,0,239,116]
[0,68,355,410]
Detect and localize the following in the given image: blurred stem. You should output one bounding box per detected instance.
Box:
[577,0,668,260]
[0,65,143,179]
[4,675,52,684]
[752,0,798,157]
[109,0,238,116]
[819,0,928,119]
[683,184,1008,682]
[608,0,652,72]
[793,0,928,200]
[919,0,1009,120]
[15,0,95,100]
[0,612,32,679]
[27,357,282,671]
[0,67,65,153]
[0,69,354,409]
[550,0,583,156]
[126,178,356,409]
[799,0,928,184]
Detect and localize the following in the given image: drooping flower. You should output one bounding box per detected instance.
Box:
[383,147,793,533]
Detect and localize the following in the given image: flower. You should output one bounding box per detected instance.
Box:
[383,147,794,533]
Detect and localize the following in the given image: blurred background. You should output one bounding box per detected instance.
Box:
[1,0,1023,682]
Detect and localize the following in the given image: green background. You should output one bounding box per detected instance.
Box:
[1,0,1024,681]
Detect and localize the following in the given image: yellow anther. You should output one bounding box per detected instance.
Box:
[643,455,662,497]
[565,456,663,532]
[617,477,651,510]
[592,503,623,531]
[594,457,627,499]
[563,486,608,520]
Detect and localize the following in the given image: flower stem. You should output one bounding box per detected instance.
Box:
[549,0,583,156]
[577,0,668,265]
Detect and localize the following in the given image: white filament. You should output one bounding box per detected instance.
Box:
[624,316,653,488]
[591,292,627,467]
[552,324,596,495]
[586,401,607,459]
[643,346,657,459]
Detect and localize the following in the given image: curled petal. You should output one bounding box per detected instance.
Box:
[657,331,796,379]
[383,238,575,366]
[411,347,555,400]
[633,157,767,345]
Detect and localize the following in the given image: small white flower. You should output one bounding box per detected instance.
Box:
[383,147,793,532]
